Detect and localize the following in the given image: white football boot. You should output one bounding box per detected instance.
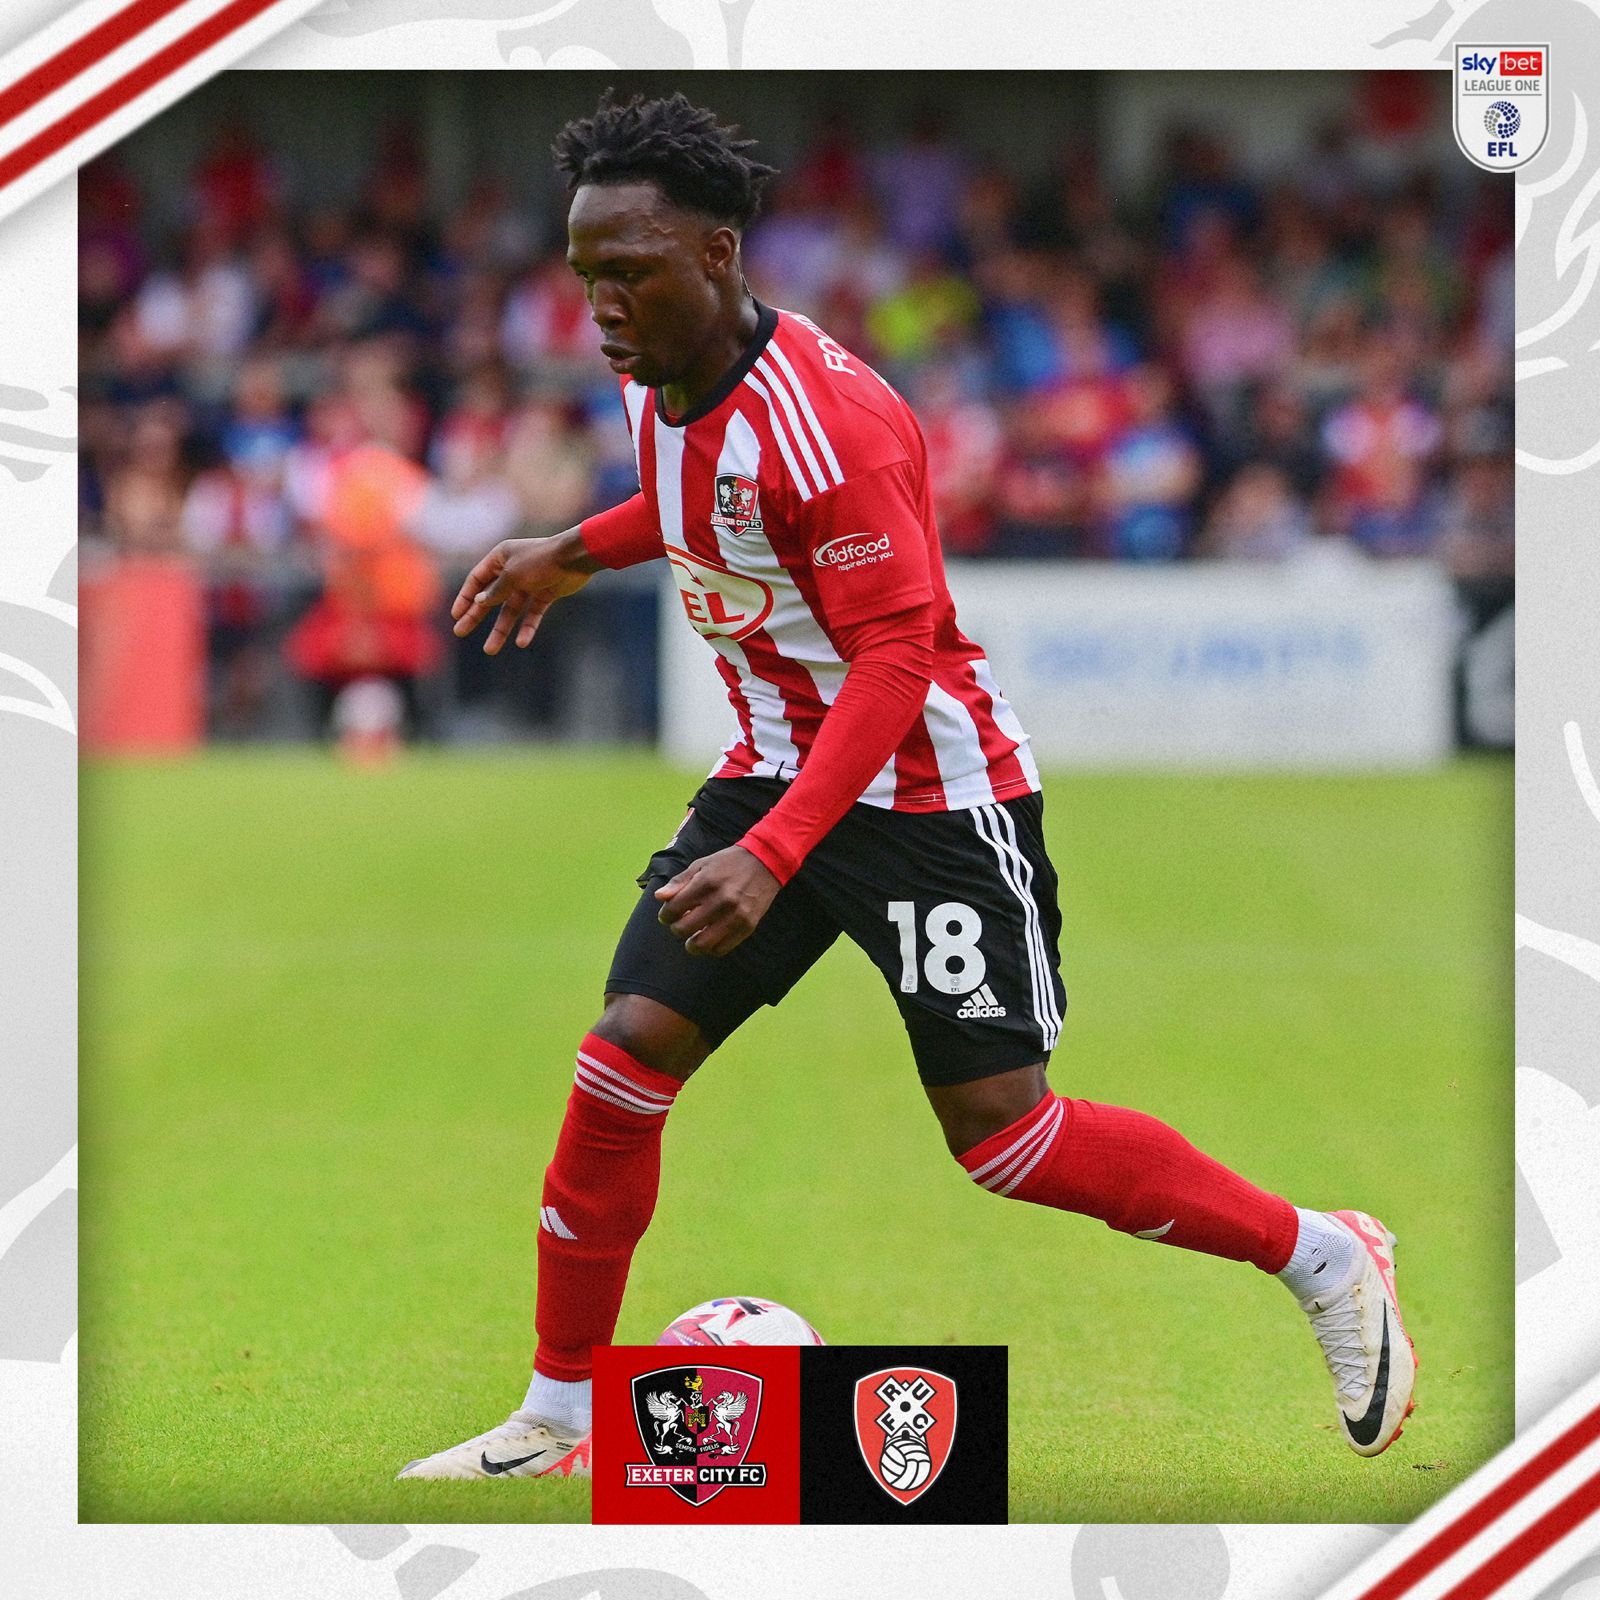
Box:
[1299,1210,1417,1457]
[397,1412,591,1480]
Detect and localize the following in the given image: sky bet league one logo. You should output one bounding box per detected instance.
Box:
[1454,44,1549,172]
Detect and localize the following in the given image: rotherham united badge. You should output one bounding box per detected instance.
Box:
[853,1367,958,1506]
[628,1365,767,1506]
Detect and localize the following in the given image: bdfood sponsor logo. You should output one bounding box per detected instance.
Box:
[814,533,892,571]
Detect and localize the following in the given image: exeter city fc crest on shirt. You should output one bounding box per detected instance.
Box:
[1454,44,1548,172]
[853,1367,958,1505]
[711,473,764,535]
[628,1365,768,1505]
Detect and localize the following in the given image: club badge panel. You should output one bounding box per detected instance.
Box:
[594,1345,1006,1524]
[594,1348,801,1525]
[804,1346,1008,1524]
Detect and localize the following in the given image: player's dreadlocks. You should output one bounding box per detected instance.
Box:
[552,91,778,231]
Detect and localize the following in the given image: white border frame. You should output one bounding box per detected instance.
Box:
[4,2,1598,1595]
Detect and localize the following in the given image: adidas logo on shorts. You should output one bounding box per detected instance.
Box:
[957,984,1008,1020]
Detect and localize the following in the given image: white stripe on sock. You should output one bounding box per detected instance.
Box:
[540,1205,578,1240]
[984,1100,1065,1195]
[965,1096,1056,1183]
[575,1051,675,1107]
[573,1072,669,1117]
[995,1114,1064,1196]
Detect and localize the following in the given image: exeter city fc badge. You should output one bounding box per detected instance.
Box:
[1454,44,1548,172]
[853,1368,958,1506]
[711,473,764,535]
[627,1366,767,1505]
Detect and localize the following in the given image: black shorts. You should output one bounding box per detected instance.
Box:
[606,777,1067,1087]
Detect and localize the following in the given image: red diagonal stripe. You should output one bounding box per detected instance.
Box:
[1438,1465,1600,1600]
[0,0,285,193]
[0,0,194,131]
[1358,1406,1600,1600]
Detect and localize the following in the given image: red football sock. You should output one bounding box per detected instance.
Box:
[532,1034,682,1382]
[958,1094,1297,1272]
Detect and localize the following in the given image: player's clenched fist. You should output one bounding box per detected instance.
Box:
[655,846,782,957]
[450,530,603,655]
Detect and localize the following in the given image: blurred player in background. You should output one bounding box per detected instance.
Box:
[397,93,1417,1483]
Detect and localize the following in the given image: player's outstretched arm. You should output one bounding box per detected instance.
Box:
[655,604,937,958]
[450,529,602,655]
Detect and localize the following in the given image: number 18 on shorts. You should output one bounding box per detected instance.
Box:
[609,783,1066,1089]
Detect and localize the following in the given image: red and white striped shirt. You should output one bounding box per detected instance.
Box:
[582,303,1039,867]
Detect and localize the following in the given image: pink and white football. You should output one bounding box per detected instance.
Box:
[657,1296,826,1346]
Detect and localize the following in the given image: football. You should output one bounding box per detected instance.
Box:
[657,1296,826,1346]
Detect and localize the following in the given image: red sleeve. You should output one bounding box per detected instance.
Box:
[795,460,934,628]
[579,493,663,569]
[736,604,934,885]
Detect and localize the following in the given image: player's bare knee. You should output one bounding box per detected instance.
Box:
[928,1063,1051,1163]
[593,993,712,1082]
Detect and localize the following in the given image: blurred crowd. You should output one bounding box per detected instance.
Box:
[78,79,1514,739]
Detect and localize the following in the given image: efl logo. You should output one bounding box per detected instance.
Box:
[1454,43,1549,172]
[814,532,892,571]
[853,1367,959,1506]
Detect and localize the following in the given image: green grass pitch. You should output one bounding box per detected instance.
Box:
[80,751,1511,1524]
